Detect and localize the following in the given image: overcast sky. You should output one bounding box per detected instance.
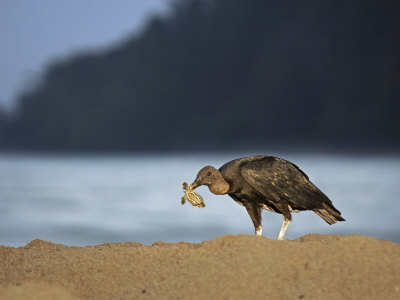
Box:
[0,0,170,110]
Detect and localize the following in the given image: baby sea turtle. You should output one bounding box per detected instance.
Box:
[181,182,205,208]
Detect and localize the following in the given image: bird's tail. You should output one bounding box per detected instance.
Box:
[313,203,346,225]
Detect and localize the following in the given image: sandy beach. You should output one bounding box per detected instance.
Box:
[1,234,399,299]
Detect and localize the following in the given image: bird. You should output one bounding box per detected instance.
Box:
[189,155,345,240]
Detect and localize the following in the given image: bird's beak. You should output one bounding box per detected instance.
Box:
[189,178,200,191]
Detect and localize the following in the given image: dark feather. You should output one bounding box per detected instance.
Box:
[219,155,345,224]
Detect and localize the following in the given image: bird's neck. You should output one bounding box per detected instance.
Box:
[209,179,230,195]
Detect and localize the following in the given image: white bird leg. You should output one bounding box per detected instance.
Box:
[277,216,291,240]
[255,225,263,236]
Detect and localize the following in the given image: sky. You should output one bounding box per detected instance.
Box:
[0,0,170,110]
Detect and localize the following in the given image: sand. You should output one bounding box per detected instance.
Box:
[0,234,399,299]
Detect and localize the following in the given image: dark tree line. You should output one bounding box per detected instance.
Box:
[1,0,399,152]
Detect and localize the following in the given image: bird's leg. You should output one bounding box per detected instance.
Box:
[243,202,262,236]
[255,225,263,236]
[277,216,291,240]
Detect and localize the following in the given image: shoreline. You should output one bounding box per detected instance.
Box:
[1,234,399,299]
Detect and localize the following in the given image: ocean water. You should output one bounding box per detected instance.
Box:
[0,152,399,247]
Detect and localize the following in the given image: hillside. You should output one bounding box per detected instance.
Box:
[1,0,399,151]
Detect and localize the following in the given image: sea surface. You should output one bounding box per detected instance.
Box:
[0,152,399,247]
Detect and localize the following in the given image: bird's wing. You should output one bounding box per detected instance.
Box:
[240,156,325,210]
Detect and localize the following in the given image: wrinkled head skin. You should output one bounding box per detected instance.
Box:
[190,166,230,195]
[190,166,220,189]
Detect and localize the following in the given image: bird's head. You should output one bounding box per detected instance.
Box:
[190,166,229,195]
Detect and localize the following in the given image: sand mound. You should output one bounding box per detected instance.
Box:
[0,234,399,299]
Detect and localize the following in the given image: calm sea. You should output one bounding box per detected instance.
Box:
[0,152,399,247]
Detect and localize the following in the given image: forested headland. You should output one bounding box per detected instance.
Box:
[1,0,399,152]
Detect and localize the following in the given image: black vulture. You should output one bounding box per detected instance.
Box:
[190,155,345,240]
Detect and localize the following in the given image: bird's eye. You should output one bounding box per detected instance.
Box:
[206,171,211,176]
